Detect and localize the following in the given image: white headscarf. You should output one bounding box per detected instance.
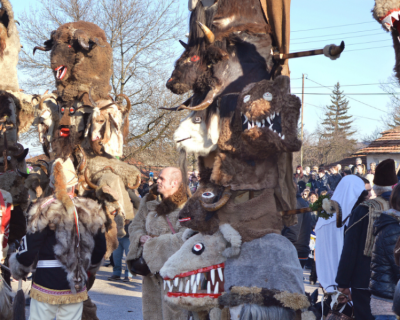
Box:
[316,175,365,231]
[315,175,366,292]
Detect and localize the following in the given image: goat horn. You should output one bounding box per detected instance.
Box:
[33,46,51,55]
[78,37,90,51]
[31,164,48,175]
[115,93,131,115]
[76,145,87,173]
[200,187,231,212]
[329,41,345,57]
[84,167,97,189]
[179,40,188,49]
[177,88,217,111]
[89,87,97,107]
[128,176,141,190]
[17,169,29,178]
[197,21,215,44]
[39,94,55,110]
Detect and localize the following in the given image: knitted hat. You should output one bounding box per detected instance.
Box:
[373,159,398,187]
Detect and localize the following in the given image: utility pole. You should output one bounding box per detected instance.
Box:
[301,74,304,167]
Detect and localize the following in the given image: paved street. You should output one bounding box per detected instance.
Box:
[11,262,320,320]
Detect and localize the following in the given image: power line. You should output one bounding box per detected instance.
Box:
[305,77,387,113]
[305,102,381,122]
[345,45,393,52]
[291,21,375,33]
[290,32,385,45]
[291,28,379,41]
[292,82,397,89]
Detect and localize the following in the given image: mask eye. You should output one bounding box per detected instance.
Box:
[243,95,251,103]
[60,106,65,114]
[69,106,76,114]
[193,116,202,123]
[191,55,200,62]
[263,92,273,101]
[202,192,215,199]
[192,243,205,255]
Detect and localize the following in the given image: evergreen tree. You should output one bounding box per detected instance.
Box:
[322,82,356,139]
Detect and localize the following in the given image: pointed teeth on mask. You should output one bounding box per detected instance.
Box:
[392,11,400,21]
[248,122,251,130]
[167,280,172,291]
[261,119,265,125]
[179,279,184,291]
[211,269,215,285]
[282,134,285,140]
[174,278,179,287]
[191,274,196,287]
[243,115,248,124]
[192,283,197,294]
[196,273,201,286]
[218,268,223,281]
[207,281,211,294]
[185,280,190,294]
[256,121,261,128]
[214,281,219,294]
[269,123,273,130]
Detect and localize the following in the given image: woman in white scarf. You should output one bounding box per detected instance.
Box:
[315,175,366,292]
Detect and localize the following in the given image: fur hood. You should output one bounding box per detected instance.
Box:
[26,196,106,293]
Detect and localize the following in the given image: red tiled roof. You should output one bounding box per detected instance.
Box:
[354,127,400,155]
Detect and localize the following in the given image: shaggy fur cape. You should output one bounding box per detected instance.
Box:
[10,195,107,293]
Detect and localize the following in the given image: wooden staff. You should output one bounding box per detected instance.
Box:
[274,41,345,60]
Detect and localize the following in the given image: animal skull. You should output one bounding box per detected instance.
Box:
[173,109,220,156]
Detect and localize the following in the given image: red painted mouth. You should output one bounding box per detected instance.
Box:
[179,217,191,222]
[60,128,70,137]
[55,65,67,80]
[163,263,224,298]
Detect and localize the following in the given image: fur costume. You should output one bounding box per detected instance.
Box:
[372,1,400,82]
[0,0,20,92]
[35,21,112,103]
[126,184,189,320]
[9,160,107,304]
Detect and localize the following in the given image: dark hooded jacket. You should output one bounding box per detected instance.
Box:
[336,192,392,289]
[315,174,329,195]
[369,211,400,300]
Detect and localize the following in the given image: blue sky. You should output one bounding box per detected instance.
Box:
[12,0,396,139]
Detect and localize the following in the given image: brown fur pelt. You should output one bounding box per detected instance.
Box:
[156,183,188,216]
[51,124,81,160]
[53,161,75,216]
[0,21,5,59]
[82,296,99,320]
[0,171,28,211]
[43,21,113,102]
[218,76,301,160]
[25,196,107,293]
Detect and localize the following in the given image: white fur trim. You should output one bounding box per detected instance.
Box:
[322,198,335,214]
[219,223,242,258]
[9,253,32,280]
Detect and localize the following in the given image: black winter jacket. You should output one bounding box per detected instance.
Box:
[369,213,400,300]
[327,173,342,191]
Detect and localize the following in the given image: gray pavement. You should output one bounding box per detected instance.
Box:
[11,263,319,320]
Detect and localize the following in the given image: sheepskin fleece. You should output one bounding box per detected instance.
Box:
[164,295,219,312]
[49,21,112,102]
[85,154,140,191]
[372,0,399,22]
[127,192,187,273]
[0,90,17,145]
[0,0,20,92]
[223,233,304,295]
[25,196,107,293]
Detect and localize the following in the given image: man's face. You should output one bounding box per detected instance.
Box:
[365,183,372,200]
[157,170,173,197]
[310,194,317,203]
[330,168,337,174]
[319,172,324,178]
[305,167,310,174]
[357,165,363,173]
[371,163,376,170]
[337,164,342,171]
[356,160,361,165]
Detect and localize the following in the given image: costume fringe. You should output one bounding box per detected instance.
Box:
[30,287,88,305]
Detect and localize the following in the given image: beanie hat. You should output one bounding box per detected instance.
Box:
[318,168,325,173]
[373,159,398,187]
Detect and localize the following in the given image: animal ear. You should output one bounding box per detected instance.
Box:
[219,223,242,258]
[16,148,29,161]
[182,229,198,241]
[274,76,290,95]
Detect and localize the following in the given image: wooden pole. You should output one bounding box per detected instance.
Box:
[301,74,304,167]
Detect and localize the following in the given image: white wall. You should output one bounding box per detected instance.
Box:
[367,154,400,171]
